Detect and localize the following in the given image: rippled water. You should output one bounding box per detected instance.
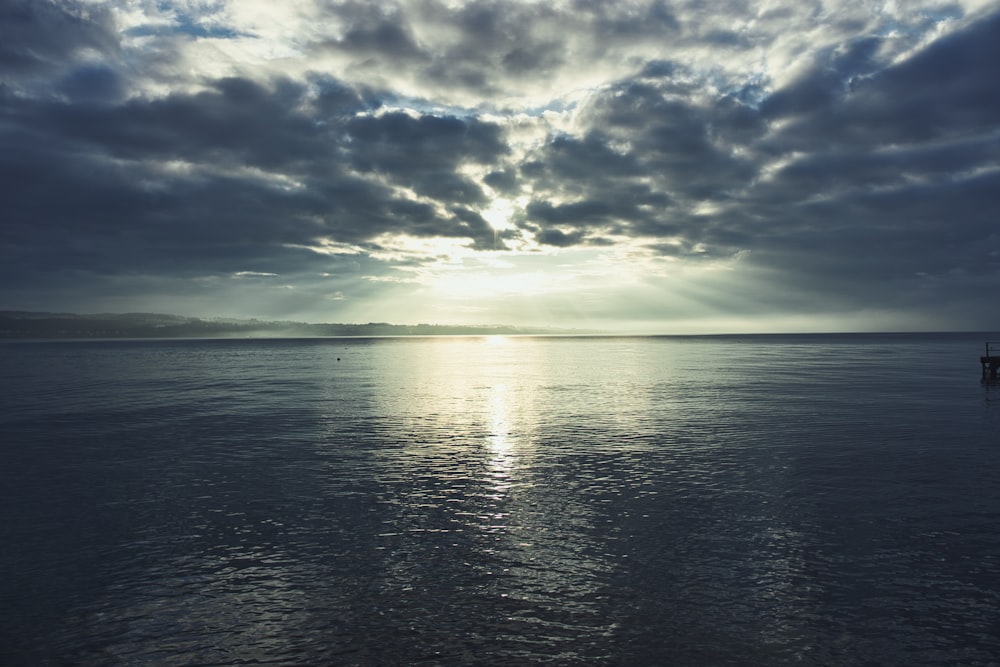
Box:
[2,334,999,665]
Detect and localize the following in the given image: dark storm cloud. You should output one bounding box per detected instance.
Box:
[0,124,329,280]
[758,31,895,117]
[421,1,567,89]
[520,73,758,247]
[329,10,425,60]
[0,0,117,81]
[312,0,690,98]
[511,8,1000,319]
[482,168,518,194]
[761,14,1000,149]
[535,227,587,248]
[346,111,506,202]
[743,12,1000,290]
[0,63,505,289]
[27,77,330,168]
[57,63,126,102]
[573,0,681,41]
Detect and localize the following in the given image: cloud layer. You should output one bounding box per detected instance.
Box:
[2,0,998,331]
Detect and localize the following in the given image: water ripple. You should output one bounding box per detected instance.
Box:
[1,336,999,664]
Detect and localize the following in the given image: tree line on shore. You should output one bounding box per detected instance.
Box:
[0,311,586,338]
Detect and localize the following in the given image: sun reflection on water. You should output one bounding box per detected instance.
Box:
[487,382,510,452]
[340,337,620,658]
[484,334,508,346]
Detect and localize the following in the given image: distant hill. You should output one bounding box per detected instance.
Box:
[0,311,595,339]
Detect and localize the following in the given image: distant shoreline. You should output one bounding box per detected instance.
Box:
[0,311,597,339]
[0,311,993,341]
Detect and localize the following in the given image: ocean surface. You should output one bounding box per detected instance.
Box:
[2,333,999,665]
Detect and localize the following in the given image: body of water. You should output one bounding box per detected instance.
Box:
[2,333,999,665]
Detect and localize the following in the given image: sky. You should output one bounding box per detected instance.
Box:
[2,0,999,333]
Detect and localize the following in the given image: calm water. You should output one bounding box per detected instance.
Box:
[1,334,999,665]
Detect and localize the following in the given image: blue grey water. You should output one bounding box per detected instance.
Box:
[2,333,999,665]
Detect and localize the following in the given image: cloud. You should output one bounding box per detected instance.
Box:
[0,0,118,82]
[504,5,1000,322]
[1,0,998,329]
[1,65,508,284]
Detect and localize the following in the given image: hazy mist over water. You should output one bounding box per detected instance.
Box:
[2,334,999,665]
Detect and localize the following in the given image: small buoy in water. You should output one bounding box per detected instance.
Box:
[337,357,341,361]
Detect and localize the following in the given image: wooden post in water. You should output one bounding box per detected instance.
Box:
[983,341,1000,381]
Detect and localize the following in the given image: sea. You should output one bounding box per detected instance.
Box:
[1,333,999,666]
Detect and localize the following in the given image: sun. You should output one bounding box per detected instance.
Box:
[481,197,517,233]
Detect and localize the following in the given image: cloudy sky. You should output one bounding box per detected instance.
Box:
[2,0,999,332]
